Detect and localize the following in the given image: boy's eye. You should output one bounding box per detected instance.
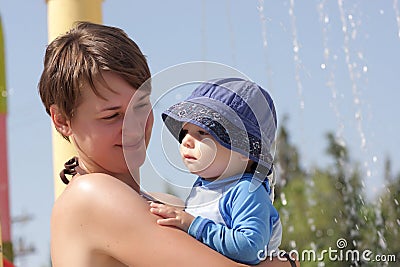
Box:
[178,129,188,143]
[198,130,209,136]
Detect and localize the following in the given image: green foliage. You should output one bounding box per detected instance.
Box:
[378,169,400,262]
[274,122,399,266]
[2,241,13,263]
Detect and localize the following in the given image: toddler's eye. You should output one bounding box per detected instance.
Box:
[178,129,188,143]
[198,130,209,136]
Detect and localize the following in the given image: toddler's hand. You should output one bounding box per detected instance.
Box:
[150,202,194,232]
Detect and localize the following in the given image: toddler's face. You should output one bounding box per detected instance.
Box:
[179,123,248,180]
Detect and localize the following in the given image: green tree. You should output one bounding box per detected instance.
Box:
[273,121,398,266]
[378,160,400,264]
[325,132,368,266]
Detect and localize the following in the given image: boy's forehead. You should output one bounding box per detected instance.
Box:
[182,122,196,128]
[182,122,207,131]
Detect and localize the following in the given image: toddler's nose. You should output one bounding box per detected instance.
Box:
[181,133,195,148]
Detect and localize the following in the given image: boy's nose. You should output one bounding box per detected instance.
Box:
[182,133,195,148]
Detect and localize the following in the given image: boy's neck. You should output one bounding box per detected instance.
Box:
[201,171,251,181]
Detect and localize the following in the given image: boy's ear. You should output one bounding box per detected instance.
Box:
[49,105,72,136]
[239,154,251,162]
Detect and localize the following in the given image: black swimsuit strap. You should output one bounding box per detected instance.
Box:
[283,253,297,267]
[59,157,79,185]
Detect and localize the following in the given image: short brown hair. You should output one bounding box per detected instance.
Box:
[38,21,151,122]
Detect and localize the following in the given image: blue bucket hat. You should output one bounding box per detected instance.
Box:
[162,77,277,174]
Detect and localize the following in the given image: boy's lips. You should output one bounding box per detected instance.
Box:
[183,154,197,160]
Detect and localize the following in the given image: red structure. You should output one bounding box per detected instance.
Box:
[3,258,14,267]
[0,115,10,243]
[0,14,11,243]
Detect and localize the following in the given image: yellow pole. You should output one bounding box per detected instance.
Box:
[46,0,103,198]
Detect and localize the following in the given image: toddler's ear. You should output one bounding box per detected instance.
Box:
[239,154,251,163]
[50,105,72,137]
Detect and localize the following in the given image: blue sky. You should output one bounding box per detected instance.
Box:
[1,1,399,266]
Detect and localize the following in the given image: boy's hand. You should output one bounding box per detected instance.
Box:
[150,202,194,232]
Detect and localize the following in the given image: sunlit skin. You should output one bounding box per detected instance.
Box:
[51,71,153,190]
[50,78,298,266]
[44,21,298,266]
[150,123,250,231]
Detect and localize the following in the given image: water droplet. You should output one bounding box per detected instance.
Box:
[348,14,353,20]
[363,66,368,72]
[397,219,400,226]
[394,199,399,206]
[351,30,357,40]
[378,232,387,249]
[300,100,305,109]
[280,192,287,206]
[324,16,329,23]
[289,240,296,248]
[1,91,7,97]
[380,10,384,15]
[361,137,366,149]
[367,170,371,177]
[335,182,343,190]
[293,46,299,53]
[373,156,378,162]
[316,230,323,237]
[321,63,326,69]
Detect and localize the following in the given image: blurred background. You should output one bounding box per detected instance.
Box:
[0,1,399,266]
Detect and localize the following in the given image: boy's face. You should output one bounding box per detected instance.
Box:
[179,123,248,180]
[68,71,152,175]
